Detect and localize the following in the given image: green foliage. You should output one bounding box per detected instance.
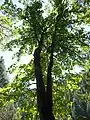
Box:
[0,57,8,87]
[71,69,90,119]
[0,102,21,120]
[0,0,90,119]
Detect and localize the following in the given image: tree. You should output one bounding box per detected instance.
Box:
[0,56,8,88]
[0,0,90,119]
[71,69,90,120]
[0,10,12,49]
[0,102,21,120]
[0,57,20,120]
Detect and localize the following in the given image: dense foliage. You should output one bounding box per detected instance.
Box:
[0,56,8,87]
[0,0,90,119]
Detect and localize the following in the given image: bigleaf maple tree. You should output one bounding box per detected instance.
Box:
[0,0,90,119]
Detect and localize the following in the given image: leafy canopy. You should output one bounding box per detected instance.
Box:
[0,0,90,119]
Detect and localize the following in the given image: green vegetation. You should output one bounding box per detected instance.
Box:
[0,0,90,119]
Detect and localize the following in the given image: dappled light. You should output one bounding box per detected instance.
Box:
[0,0,90,120]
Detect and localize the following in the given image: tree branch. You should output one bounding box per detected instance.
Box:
[33,24,48,118]
[46,14,59,117]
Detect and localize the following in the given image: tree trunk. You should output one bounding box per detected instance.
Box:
[34,48,55,120]
[34,13,59,120]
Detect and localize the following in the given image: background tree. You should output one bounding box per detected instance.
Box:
[0,57,20,120]
[0,102,21,120]
[71,69,90,120]
[0,56,8,88]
